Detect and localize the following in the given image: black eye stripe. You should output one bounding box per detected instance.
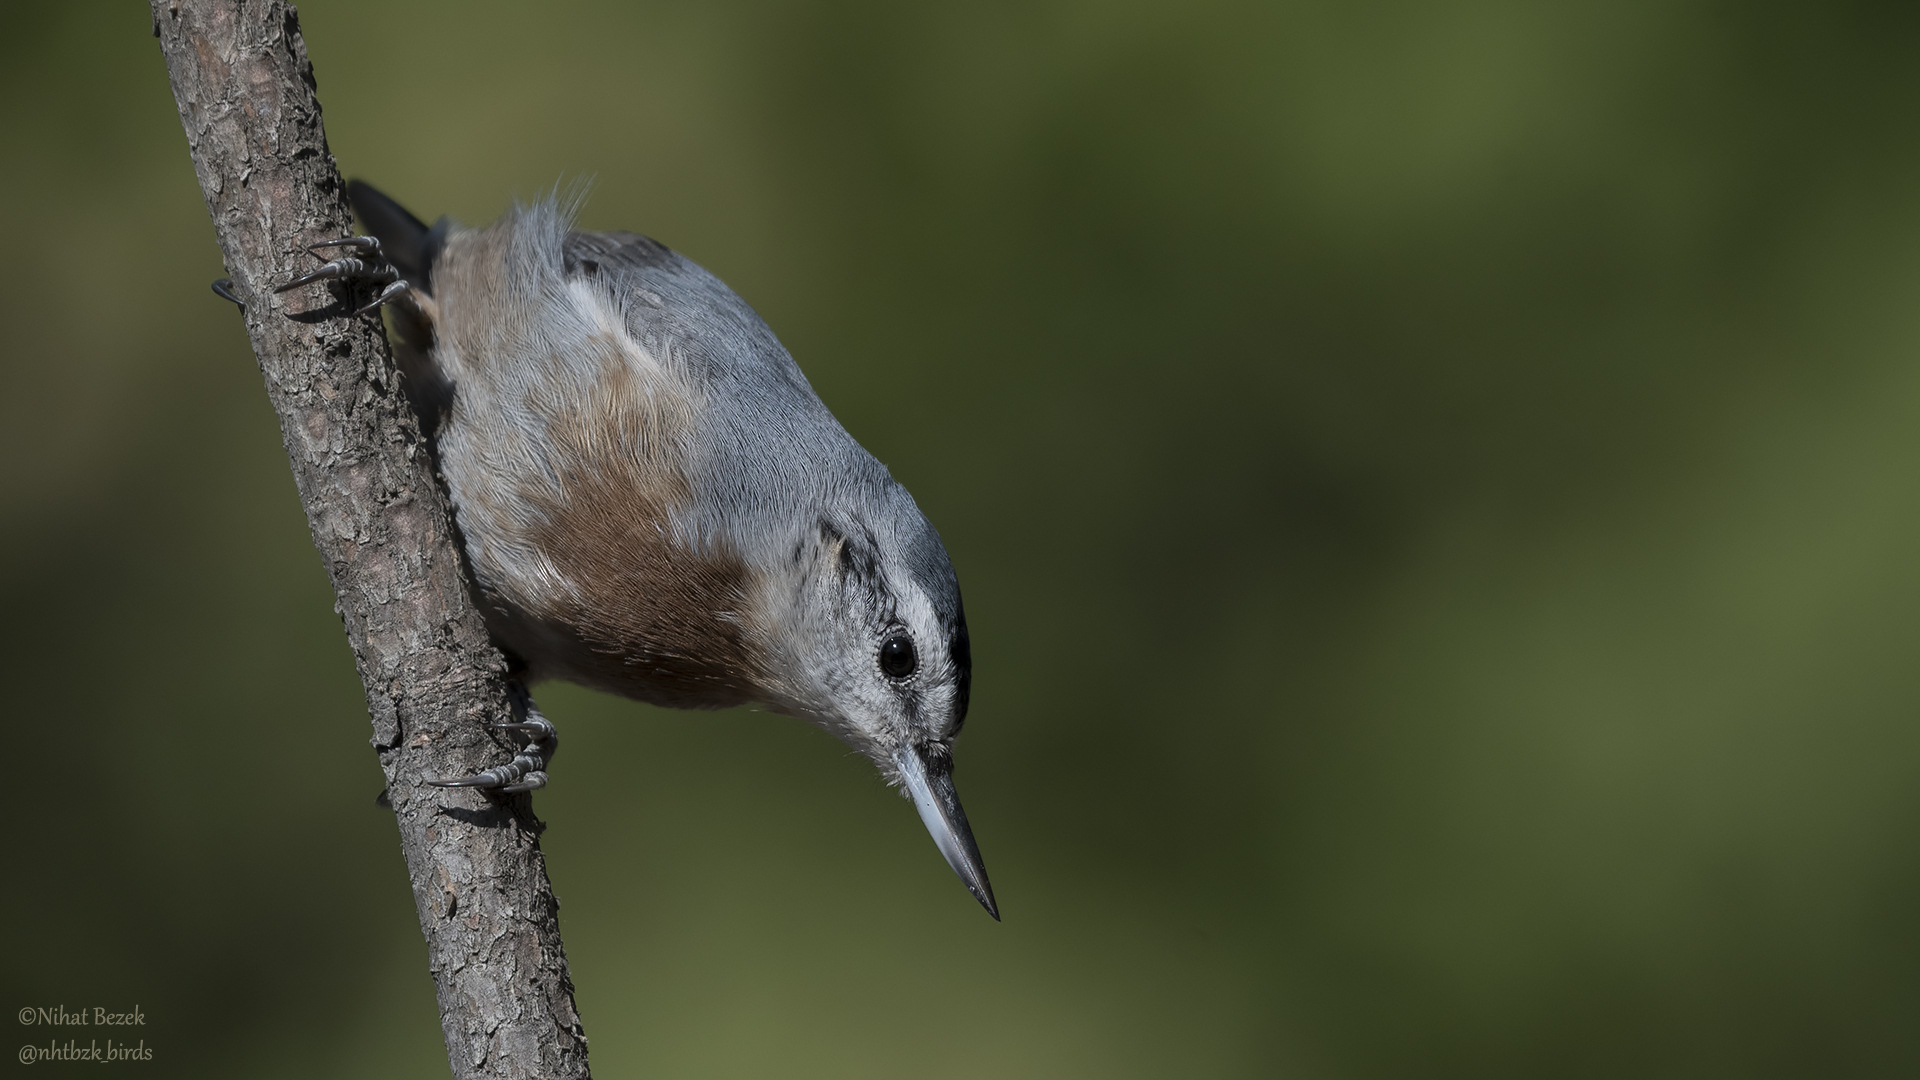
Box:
[879,634,916,680]
[949,616,970,728]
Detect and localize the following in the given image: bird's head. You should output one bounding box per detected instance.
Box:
[750,502,995,919]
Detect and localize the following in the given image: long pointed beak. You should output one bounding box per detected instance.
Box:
[895,745,999,920]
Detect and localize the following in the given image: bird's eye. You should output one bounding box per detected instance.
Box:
[879,634,916,679]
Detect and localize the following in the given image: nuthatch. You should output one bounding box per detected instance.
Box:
[267,181,995,919]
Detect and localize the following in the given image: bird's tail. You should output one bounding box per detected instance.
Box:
[346,180,449,295]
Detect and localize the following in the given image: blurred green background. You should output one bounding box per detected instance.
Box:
[7,1,1920,1076]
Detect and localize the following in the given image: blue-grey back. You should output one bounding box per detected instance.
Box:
[562,229,963,623]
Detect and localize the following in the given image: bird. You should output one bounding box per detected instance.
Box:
[268,180,995,919]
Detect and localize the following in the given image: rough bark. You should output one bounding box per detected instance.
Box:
[149,3,591,1077]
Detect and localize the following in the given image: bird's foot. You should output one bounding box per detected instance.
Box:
[427,691,559,795]
[272,236,409,317]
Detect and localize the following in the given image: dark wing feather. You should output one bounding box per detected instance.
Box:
[563,230,679,279]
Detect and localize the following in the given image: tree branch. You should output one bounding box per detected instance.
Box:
[149,3,591,1076]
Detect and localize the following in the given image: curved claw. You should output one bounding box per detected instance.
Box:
[276,255,400,294]
[426,767,521,789]
[274,257,361,293]
[272,235,402,318]
[425,704,559,794]
[307,235,383,256]
[351,279,410,317]
[496,772,549,795]
[211,278,244,308]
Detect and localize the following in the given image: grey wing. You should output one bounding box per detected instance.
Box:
[560,229,830,413]
[558,229,907,559]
